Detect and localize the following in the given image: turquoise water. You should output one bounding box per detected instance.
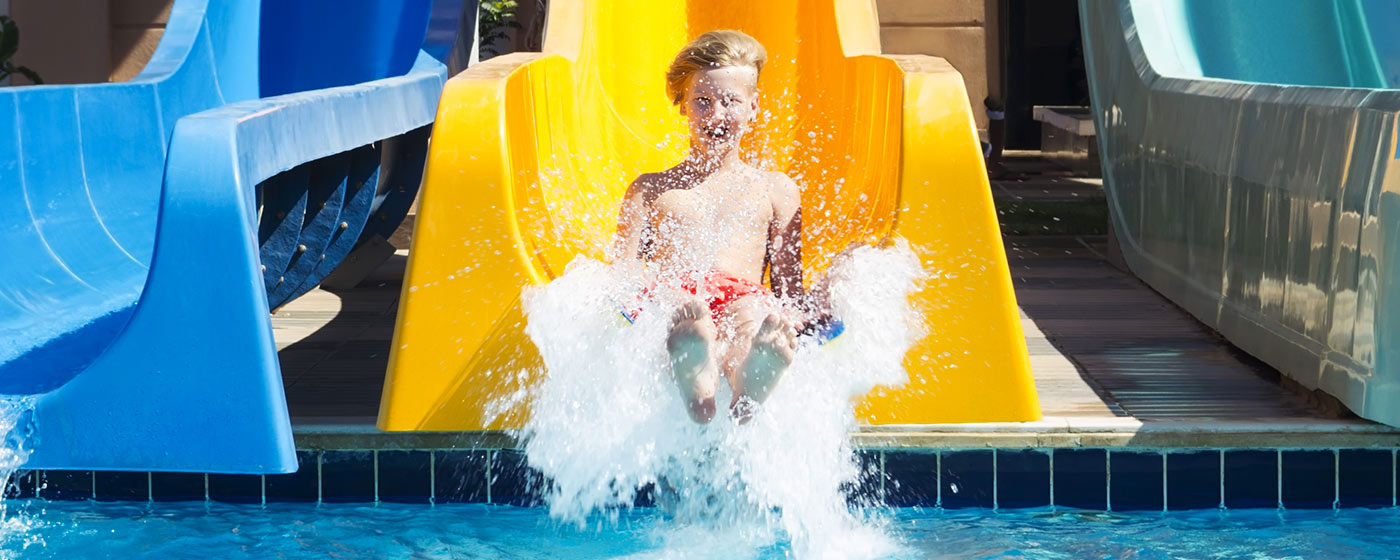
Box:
[5,501,1400,559]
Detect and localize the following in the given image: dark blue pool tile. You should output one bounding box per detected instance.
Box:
[941,450,995,508]
[39,470,92,501]
[844,450,884,507]
[997,449,1049,509]
[634,482,656,508]
[377,450,432,504]
[94,471,149,501]
[1224,450,1278,509]
[1109,451,1163,511]
[321,451,374,502]
[1338,449,1391,508]
[882,451,939,507]
[1166,451,1220,510]
[1392,450,1400,506]
[150,472,206,502]
[207,474,262,504]
[265,451,319,503]
[1053,449,1106,510]
[4,470,36,499]
[434,449,490,503]
[1282,450,1335,509]
[492,450,547,506]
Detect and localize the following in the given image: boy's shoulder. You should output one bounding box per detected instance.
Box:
[763,169,799,188]
[763,170,800,204]
[629,165,708,199]
[629,170,664,188]
[627,171,672,201]
[634,166,698,188]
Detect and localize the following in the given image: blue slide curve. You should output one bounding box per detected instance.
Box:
[0,0,473,472]
[1081,0,1400,426]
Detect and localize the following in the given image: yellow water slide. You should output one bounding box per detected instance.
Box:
[378,0,1040,430]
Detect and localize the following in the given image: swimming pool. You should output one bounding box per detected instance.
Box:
[6,444,1399,558]
[6,501,1400,559]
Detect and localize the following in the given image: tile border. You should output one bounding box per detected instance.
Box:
[13,445,1400,510]
[289,417,1400,452]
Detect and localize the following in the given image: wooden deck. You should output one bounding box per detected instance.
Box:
[274,233,1332,427]
[1010,235,1321,421]
[274,253,404,421]
[275,153,1391,448]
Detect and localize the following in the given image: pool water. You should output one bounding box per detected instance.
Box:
[5,501,1400,559]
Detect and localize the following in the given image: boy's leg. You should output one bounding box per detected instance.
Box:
[718,296,797,422]
[668,297,720,423]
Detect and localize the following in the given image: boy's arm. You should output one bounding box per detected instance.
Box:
[611,175,654,266]
[768,174,804,304]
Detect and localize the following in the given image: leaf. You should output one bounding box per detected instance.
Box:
[13,65,41,85]
[0,16,18,63]
[477,0,519,58]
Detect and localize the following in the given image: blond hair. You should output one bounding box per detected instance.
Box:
[665,30,767,105]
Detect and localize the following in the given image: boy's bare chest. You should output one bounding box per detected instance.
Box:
[653,185,771,234]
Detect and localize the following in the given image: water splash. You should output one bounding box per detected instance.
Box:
[0,398,40,557]
[516,242,925,558]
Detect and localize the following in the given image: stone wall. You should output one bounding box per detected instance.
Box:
[8,0,1000,125]
[877,0,997,130]
[9,0,172,85]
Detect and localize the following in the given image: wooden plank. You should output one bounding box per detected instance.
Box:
[273,225,1333,429]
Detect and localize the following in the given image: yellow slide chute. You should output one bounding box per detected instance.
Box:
[378,0,1040,430]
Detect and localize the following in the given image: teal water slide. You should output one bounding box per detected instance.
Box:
[1081,1,1400,425]
[0,0,473,472]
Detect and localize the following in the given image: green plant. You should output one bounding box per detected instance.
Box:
[0,16,42,84]
[478,0,521,59]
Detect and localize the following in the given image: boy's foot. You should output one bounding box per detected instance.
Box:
[731,313,796,422]
[668,300,719,423]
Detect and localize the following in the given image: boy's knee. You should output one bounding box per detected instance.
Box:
[688,397,717,424]
[726,304,763,333]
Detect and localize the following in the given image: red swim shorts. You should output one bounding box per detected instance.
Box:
[677,270,772,318]
[623,270,772,322]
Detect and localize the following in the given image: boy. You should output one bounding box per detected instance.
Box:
[613,30,806,424]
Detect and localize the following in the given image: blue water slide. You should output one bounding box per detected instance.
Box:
[0,0,465,472]
[1081,0,1400,426]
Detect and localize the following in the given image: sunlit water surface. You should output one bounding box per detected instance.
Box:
[6,502,1400,559]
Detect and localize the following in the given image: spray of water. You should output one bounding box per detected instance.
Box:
[515,242,925,558]
[0,398,40,557]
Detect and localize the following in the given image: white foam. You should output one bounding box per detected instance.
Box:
[514,242,926,558]
[0,398,40,557]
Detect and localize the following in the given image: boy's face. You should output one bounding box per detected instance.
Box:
[679,66,759,152]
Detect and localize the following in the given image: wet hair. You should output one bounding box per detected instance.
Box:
[665,30,767,105]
